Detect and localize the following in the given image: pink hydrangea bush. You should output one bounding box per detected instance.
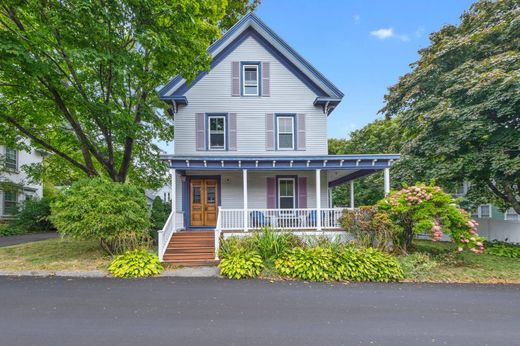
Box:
[378,183,485,254]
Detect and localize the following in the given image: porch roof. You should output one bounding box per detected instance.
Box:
[161,154,399,178]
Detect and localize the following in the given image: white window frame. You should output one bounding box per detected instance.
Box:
[242,64,259,96]
[276,116,295,150]
[4,147,17,171]
[278,178,296,210]
[477,203,492,218]
[2,190,17,216]
[505,208,518,221]
[207,115,226,151]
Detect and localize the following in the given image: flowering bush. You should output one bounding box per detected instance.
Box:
[377,183,485,253]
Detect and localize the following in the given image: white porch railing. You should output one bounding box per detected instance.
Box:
[157,211,184,261]
[218,208,347,231]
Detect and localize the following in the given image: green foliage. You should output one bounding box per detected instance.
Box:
[382,0,520,214]
[399,252,439,279]
[150,197,171,231]
[339,206,399,253]
[50,178,150,254]
[275,245,404,282]
[252,228,302,265]
[219,248,264,279]
[8,197,54,234]
[108,249,163,278]
[485,241,520,259]
[275,247,338,281]
[378,183,486,253]
[0,0,256,187]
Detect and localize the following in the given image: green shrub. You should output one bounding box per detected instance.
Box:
[50,178,150,255]
[276,246,404,282]
[8,197,54,234]
[150,196,171,231]
[486,241,520,258]
[275,247,339,281]
[398,252,439,279]
[219,248,264,279]
[252,228,302,265]
[219,236,256,259]
[108,249,163,278]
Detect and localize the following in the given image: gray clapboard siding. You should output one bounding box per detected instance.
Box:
[174,36,327,156]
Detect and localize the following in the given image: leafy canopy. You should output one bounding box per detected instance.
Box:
[0,0,257,188]
[381,0,520,213]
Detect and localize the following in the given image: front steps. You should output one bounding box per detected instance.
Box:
[163,231,219,266]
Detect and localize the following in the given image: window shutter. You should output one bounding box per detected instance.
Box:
[298,177,307,208]
[228,113,237,151]
[297,113,306,150]
[231,61,240,96]
[267,177,276,208]
[195,113,205,151]
[262,62,270,96]
[265,113,275,151]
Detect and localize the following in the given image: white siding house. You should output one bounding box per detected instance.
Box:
[156,13,399,261]
[0,145,44,220]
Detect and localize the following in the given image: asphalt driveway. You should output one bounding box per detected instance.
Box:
[0,277,518,346]
[0,232,58,247]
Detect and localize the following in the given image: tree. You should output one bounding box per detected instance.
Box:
[0,0,258,188]
[329,118,404,206]
[381,0,520,213]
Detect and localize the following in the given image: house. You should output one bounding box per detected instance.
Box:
[156,13,399,264]
[0,145,44,221]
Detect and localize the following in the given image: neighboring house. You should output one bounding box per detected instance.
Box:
[454,182,520,243]
[156,13,399,263]
[0,145,44,221]
[145,184,172,206]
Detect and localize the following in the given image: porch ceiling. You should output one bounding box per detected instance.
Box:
[161,154,399,172]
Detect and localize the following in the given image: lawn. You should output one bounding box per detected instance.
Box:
[0,238,111,272]
[400,240,520,284]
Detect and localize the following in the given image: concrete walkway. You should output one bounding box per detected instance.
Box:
[0,232,59,247]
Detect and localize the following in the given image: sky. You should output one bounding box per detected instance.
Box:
[254,0,474,138]
[160,0,475,152]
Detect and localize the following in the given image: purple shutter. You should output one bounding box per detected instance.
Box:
[262,62,270,96]
[231,61,240,96]
[267,177,276,208]
[297,113,306,150]
[228,112,237,151]
[265,113,275,151]
[196,113,205,151]
[298,177,307,208]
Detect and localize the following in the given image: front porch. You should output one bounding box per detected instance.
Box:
[158,154,398,263]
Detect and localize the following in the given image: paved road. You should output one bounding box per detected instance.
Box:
[0,277,518,346]
[0,232,58,247]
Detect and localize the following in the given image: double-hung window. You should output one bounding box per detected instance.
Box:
[208,115,226,150]
[278,178,295,209]
[277,116,295,150]
[3,190,17,216]
[5,148,17,171]
[242,64,259,96]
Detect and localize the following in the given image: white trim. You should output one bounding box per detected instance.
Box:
[242,64,259,96]
[243,169,248,232]
[384,168,390,195]
[207,115,226,150]
[316,169,321,231]
[277,177,296,209]
[276,116,295,150]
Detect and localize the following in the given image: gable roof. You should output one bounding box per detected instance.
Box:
[159,12,344,107]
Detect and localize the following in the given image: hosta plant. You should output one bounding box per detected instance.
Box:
[219,249,264,279]
[275,247,338,282]
[109,249,163,278]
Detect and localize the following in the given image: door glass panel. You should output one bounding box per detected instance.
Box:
[207,187,216,204]
[192,186,201,204]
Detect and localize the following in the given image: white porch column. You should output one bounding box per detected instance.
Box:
[328,187,333,208]
[243,169,248,232]
[316,169,322,231]
[384,168,390,196]
[350,180,355,209]
[171,168,176,230]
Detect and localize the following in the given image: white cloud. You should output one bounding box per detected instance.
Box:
[370,28,394,40]
[353,14,361,23]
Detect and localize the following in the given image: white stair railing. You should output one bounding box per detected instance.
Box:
[157,211,183,261]
[215,207,222,260]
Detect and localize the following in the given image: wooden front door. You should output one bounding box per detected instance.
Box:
[190,178,219,227]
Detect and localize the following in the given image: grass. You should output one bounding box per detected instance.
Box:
[0,238,111,272]
[400,240,520,284]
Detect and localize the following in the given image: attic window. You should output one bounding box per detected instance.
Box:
[242,64,259,96]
